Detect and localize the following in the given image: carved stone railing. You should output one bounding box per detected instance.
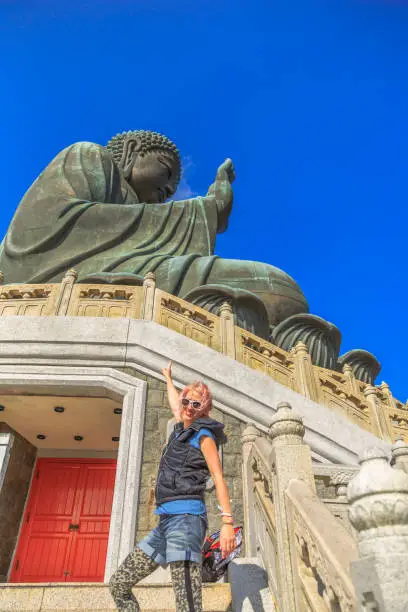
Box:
[244,428,280,604]
[243,404,358,612]
[286,480,357,611]
[0,269,405,443]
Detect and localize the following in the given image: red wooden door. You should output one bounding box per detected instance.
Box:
[10,459,116,583]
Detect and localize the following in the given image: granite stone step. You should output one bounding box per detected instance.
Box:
[0,582,231,611]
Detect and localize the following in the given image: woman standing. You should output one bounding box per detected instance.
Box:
[109,361,236,611]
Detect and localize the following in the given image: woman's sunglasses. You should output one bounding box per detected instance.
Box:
[181,398,202,410]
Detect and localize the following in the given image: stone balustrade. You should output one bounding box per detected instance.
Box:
[243,403,358,612]
[347,446,408,611]
[286,479,357,612]
[0,269,405,443]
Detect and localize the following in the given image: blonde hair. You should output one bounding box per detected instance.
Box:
[180,381,212,417]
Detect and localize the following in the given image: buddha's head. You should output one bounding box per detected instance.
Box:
[106,130,181,203]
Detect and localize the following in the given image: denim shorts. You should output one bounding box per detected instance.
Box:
[138,513,208,565]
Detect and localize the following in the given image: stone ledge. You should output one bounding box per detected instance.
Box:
[0,317,391,464]
[0,583,231,611]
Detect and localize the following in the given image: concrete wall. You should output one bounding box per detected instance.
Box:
[0,424,36,581]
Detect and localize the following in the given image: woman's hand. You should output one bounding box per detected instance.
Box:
[220,524,236,559]
[162,360,172,381]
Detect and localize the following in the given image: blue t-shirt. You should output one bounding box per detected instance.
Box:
[155,428,214,516]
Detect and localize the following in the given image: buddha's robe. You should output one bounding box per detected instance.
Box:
[0,142,220,294]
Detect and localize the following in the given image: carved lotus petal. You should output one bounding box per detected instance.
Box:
[349,494,408,531]
[349,502,371,531]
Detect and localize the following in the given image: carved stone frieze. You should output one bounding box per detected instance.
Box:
[161,297,215,328]
[79,288,134,301]
[0,287,52,299]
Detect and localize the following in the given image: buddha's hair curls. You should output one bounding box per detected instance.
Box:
[180,381,212,417]
[106,130,181,193]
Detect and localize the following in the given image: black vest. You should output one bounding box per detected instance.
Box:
[155,417,226,506]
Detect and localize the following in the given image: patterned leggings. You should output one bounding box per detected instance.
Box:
[109,545,202,612]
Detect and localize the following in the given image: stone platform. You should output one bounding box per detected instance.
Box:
[0,583,232,611]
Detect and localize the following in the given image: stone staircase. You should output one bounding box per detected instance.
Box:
[0,556,278,612]
[0,582,232,611]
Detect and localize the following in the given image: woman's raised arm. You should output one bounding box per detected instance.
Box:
[162,361,183,422]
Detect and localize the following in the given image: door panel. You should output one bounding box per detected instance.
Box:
[10,459,116,583]
[69,463,116,582]
[19,536,71,582]
[68,535,110,581]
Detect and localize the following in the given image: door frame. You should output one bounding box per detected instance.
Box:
[10,457,117,583]
[0,366,147,583]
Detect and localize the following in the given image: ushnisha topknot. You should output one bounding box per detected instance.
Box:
[106,130,181,193]
[180,381,212,418]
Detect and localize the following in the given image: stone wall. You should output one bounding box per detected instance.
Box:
[0,423,36,581]
[119,368,245,542]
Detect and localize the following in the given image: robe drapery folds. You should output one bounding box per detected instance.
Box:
[0,142,220,294]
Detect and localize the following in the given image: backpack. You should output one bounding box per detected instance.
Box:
[201,526,243,582]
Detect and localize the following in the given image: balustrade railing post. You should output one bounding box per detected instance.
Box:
[268,401,316,612]
[343,363,360,395]
[363,385,392,442]
[219,302,236,359]
[292,341,319,402]
[142,272,156,321]
[348,448,408,612]
[241,423,261,557]
[391,439,408,473]
[55,269,78,315]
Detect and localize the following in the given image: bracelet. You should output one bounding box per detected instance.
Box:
[218,505,233,517]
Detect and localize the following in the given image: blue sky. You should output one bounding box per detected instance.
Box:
[0,0,407,400]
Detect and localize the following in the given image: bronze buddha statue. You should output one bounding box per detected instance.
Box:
[0,129,379,378]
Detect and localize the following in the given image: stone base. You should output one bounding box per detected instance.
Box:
[0,582,232,611]
[228,558,276,611]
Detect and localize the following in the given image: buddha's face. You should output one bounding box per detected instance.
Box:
[127,151,177,204]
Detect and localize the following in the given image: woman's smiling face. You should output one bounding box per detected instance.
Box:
[181,388,203,423]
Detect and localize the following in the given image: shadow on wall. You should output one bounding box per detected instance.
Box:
[228,560,274,612]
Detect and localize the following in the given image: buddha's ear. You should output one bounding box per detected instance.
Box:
[121,136,142,176]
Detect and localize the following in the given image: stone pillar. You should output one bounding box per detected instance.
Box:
[268,401,316,612]
[292,341,319,402]
[348,448,408,612]
[241,423,261,557]
[142,272,156,321]
[55,268,78,315]
[343,363,360,395]
[363,385,392,442]
[219,302,236,359]
[379,381,395,408]
[391,439,408,474]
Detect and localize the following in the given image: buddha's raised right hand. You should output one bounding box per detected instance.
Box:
[215,158,236,184]
[206,158,235,233]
